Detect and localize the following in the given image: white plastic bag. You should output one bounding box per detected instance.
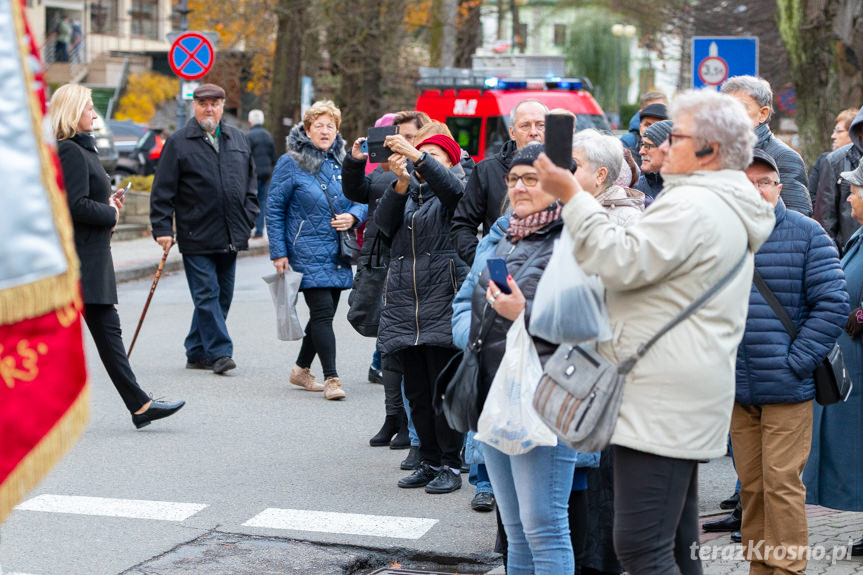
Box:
[529,232,610,344]
[475,312,559,455]
[262,271,304,341]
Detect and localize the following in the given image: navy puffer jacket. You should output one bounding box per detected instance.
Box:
[266,126,367,290]
[375,157,470,354]
[735,199,848,405]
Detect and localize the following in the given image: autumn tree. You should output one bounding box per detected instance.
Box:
[268,0,306,154]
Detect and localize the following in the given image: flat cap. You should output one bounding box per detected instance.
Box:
[640,103,668,121]
[193,83,225,100]
[750,148,779,174]
[841,158,863,187]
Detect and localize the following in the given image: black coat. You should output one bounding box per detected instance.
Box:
[469,219,561,409]
[342,156,397,263]
[247,124,276,180]
[58,134,118,305]
[815,143,863,252]
[450,139,518,266]
[150,119,259,254]
[375,157,469,354]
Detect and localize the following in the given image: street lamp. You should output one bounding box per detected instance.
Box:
[611,24,637,128]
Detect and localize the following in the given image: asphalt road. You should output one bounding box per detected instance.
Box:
[0,253,737,575]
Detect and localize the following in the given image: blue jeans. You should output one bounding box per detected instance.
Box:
[401,380,419,447]
[483,441,577,574]
[182,252,236,361]
[469,463,493,494]
[254,177,269,236]
[371,349,381,370]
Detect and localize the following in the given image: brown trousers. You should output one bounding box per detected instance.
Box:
[730,401,813,575]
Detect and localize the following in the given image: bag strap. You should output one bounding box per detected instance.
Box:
[314,172,340,217]
[618,248,750,374]
[752,268,798,338]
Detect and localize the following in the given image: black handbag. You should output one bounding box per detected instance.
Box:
[315,173,361,266]
[347,234,388,337]
[753,269,852,405]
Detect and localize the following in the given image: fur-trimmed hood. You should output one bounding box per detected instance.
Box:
[287,124,346,174]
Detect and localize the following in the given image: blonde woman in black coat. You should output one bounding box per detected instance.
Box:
[51,84,184,429]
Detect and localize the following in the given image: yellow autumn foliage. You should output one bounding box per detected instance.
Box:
[116,72,179,123]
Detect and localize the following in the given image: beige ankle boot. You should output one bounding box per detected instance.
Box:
[323,377,346,400]
[289,365,324,391]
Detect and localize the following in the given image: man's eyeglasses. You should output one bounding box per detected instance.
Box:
[668,133,694,146]
[641,142,658,151]
[753,179,780,191]
[504,173,540,188]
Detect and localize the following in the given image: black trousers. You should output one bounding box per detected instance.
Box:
[612,446,702,575]
[297,288,341,379]
[399,345,463,468]
[83,303,150,413]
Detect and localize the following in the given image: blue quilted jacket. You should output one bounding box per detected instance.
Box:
[735,199,848,405]
[266,128,367,290]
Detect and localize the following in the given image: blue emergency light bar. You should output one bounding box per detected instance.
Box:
[483,77,584,91]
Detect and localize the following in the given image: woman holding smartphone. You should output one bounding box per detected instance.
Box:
[51,83,184,429]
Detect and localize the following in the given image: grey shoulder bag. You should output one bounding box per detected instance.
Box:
[533,249,749,453]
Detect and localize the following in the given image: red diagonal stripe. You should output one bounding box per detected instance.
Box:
[177,41,208,71]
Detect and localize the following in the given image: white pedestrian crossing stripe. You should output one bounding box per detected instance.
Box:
[15,495,207,521]
[242,508,438,540]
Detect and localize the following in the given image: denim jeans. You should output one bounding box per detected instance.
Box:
[469,464,493,494]
[254,177,269,236]
[182,252,236,361]
[483,441,577,574]
[401,380,419,447]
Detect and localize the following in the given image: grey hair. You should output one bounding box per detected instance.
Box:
[670,90,756,171]
[248,109,265,125]
[720,75,773,112]
[510,99,548,126]
[855,185,863,200]
[572,129,623,190]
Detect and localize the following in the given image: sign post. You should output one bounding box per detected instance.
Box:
[169,31,216,127]
[692,37,758,90]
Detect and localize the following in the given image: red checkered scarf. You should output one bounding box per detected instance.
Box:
[506,202,563,243]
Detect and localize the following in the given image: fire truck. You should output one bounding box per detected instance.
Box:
[415,68,609,162]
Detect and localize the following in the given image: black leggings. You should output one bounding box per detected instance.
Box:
[612,445,702,575]
[296,288,341,379]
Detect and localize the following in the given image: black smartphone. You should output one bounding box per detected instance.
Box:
[545,113,574,170]
[486,257,511,295]
[367,125,399,163]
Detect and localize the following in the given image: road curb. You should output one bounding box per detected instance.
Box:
[115,244,270,284]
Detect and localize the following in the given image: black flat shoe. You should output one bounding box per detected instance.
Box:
[132,400,185,429]
[367,366,383,384]
[702,504,741,532]
[212,356,236,374]
[852,537,863,556]
[730,531,741,543]
[398,462,437,488]
[400,446,421,470]
[471,491,495,512]
[369,414,400,447]
[186,359,213,370]
[720,492,740,510]
[425,466,462,494]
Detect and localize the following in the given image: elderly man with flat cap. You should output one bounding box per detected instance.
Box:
[150,83,259,374]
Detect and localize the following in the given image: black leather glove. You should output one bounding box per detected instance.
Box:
[846,307,863,338]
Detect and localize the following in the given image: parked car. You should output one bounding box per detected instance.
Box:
[91,110,118,177]
[107,119,148,158]
[109,125,166,184]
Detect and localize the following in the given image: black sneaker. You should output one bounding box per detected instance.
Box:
[367,366,383,384]
[212,356,237,374]
[400,446,421,470]
[398,462,437,489]
[186,358,213,370]
[471,491,495,512]
[425,466,462,494]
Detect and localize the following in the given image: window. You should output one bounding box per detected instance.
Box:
[130,0,160,40]
[90,0,117,34]
[553,24,566,47]
[575,114,611,132]
[446,117,482,158]
[516,23,528,51]
[485,116,510,159]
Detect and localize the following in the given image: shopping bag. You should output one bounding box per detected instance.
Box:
[475,312,559,455]
[529,232,609,344]
[262,271,304,341]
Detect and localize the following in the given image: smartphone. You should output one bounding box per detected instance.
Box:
[486,257,511,295]
[360,139,368,154]
[115,181,131,199]
[367,125,399,163]
[545,113,574,170]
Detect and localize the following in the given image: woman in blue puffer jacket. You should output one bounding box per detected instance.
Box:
[267,100,367,401]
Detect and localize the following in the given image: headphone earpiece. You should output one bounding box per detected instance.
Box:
[694,146,714,158]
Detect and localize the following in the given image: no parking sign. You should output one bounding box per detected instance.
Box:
[169,32,215,81]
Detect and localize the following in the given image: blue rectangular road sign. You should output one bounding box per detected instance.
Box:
[692,37,758,90]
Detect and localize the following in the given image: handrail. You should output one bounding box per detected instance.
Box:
[105,55,130,120]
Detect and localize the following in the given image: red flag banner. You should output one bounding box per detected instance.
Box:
[0,0,89,523]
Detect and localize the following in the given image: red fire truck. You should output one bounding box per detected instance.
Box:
[415,72,609,162]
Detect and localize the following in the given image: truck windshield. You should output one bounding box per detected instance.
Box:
[445,117,481,157]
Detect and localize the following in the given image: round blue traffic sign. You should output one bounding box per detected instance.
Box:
[169,32,215,81]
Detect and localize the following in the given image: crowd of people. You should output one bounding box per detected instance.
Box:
[49,73,863,575]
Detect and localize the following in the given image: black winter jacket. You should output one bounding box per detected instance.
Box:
[342,156,397,263]
[58,134,118,304]
[754,122,812,216]
[150,119,259,254]
[375,157,469,354]
[469,219,561,409]
[451,139,518,266]
[247,124,276,180]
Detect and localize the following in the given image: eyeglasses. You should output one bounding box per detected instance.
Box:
[833,127,848,135]
[504,173,540,188]
[753,178,780,191]
[641,142,658,151]
[668,133,694,146]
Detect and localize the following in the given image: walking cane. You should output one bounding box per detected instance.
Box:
[127,248,169,359]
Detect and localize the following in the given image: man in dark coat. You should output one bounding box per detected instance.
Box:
[634,119,672,201]
[450,99,547,266]
[729,150,847,574]
[150,83,259,374]
[246,109,276,238]
[721,75,813,216]
[815,105,863,253]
